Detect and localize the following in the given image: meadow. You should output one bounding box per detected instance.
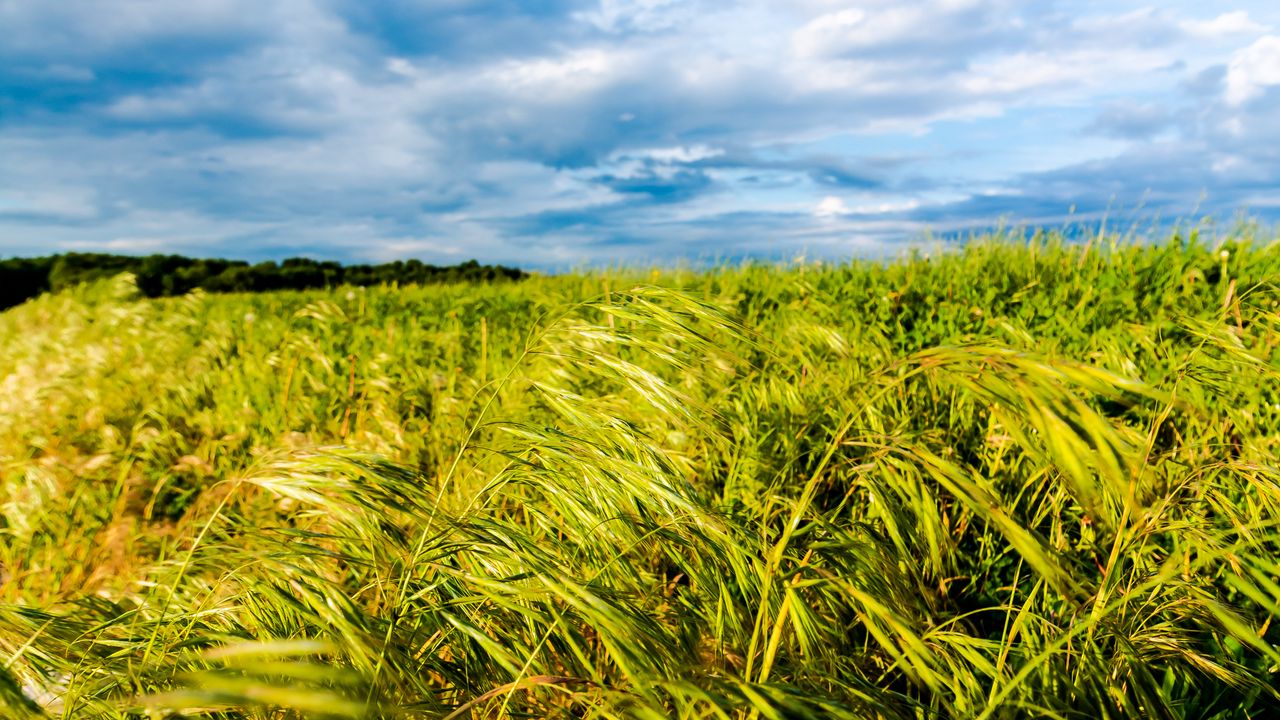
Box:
[2,230,1280,719]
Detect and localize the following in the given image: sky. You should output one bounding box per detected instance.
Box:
[2,1,1279,267]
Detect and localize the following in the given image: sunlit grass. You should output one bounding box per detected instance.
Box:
[3,230,1280,718]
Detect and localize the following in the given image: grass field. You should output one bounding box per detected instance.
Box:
[3,231,1280,718]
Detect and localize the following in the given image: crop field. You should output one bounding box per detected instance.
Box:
[3,232,1280,719]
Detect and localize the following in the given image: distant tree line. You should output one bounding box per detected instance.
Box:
[0,253,526,310]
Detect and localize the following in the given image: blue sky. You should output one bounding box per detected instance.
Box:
[2,1,1278,267]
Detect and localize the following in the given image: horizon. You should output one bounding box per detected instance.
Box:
[4,214,1275,272]
[3,1,1279,267]
[1,214,1274,272]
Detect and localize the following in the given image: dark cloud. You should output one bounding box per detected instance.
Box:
[1084,101,1174,140]
[1183,64,1228,96]
[904,139,1280,229]
[327,0,595,61]
[595,168,715,202]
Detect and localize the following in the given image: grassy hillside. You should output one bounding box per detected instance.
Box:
[3,232,1280,718]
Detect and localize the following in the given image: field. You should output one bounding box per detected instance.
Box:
[3,232,1280,719]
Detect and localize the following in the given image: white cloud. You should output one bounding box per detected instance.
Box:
[489,49,626,96]
[1181,11,1268,39]
[791,9,867,59]
[814,195,850,217]
[621,145,724,163]
[1225,35,1280,105]
[790,1,1011,60]
[962,48,1172,96]
[852,198,921,214]
[385,57,417,78]
[575,0,688,33]
[375,238,465,258]
[0,188,98,220]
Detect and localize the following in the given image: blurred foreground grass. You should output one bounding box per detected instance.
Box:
[3,231,1280,718]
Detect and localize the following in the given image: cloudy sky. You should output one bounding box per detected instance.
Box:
[2,1,1278,266]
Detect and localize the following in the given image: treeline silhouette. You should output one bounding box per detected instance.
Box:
[0,253,526,310]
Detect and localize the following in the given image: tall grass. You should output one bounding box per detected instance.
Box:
[2,231,1280,718]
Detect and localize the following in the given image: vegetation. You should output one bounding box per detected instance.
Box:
[2,229,1280,719]
[0,253,526,311]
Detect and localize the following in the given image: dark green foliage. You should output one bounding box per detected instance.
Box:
[0,253,525,309]
[0,257,52,310]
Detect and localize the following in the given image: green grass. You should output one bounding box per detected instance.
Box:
[3,230,1280,718]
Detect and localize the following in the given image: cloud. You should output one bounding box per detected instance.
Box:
[574,0,690,33]
[0,0,268,56]
[2,0,1280,266]
[1085,101,1174,140]
[814,196,850,218]
[792,0,1026,63]
[1226,35,1280,105]
[1181,11,1269,39]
